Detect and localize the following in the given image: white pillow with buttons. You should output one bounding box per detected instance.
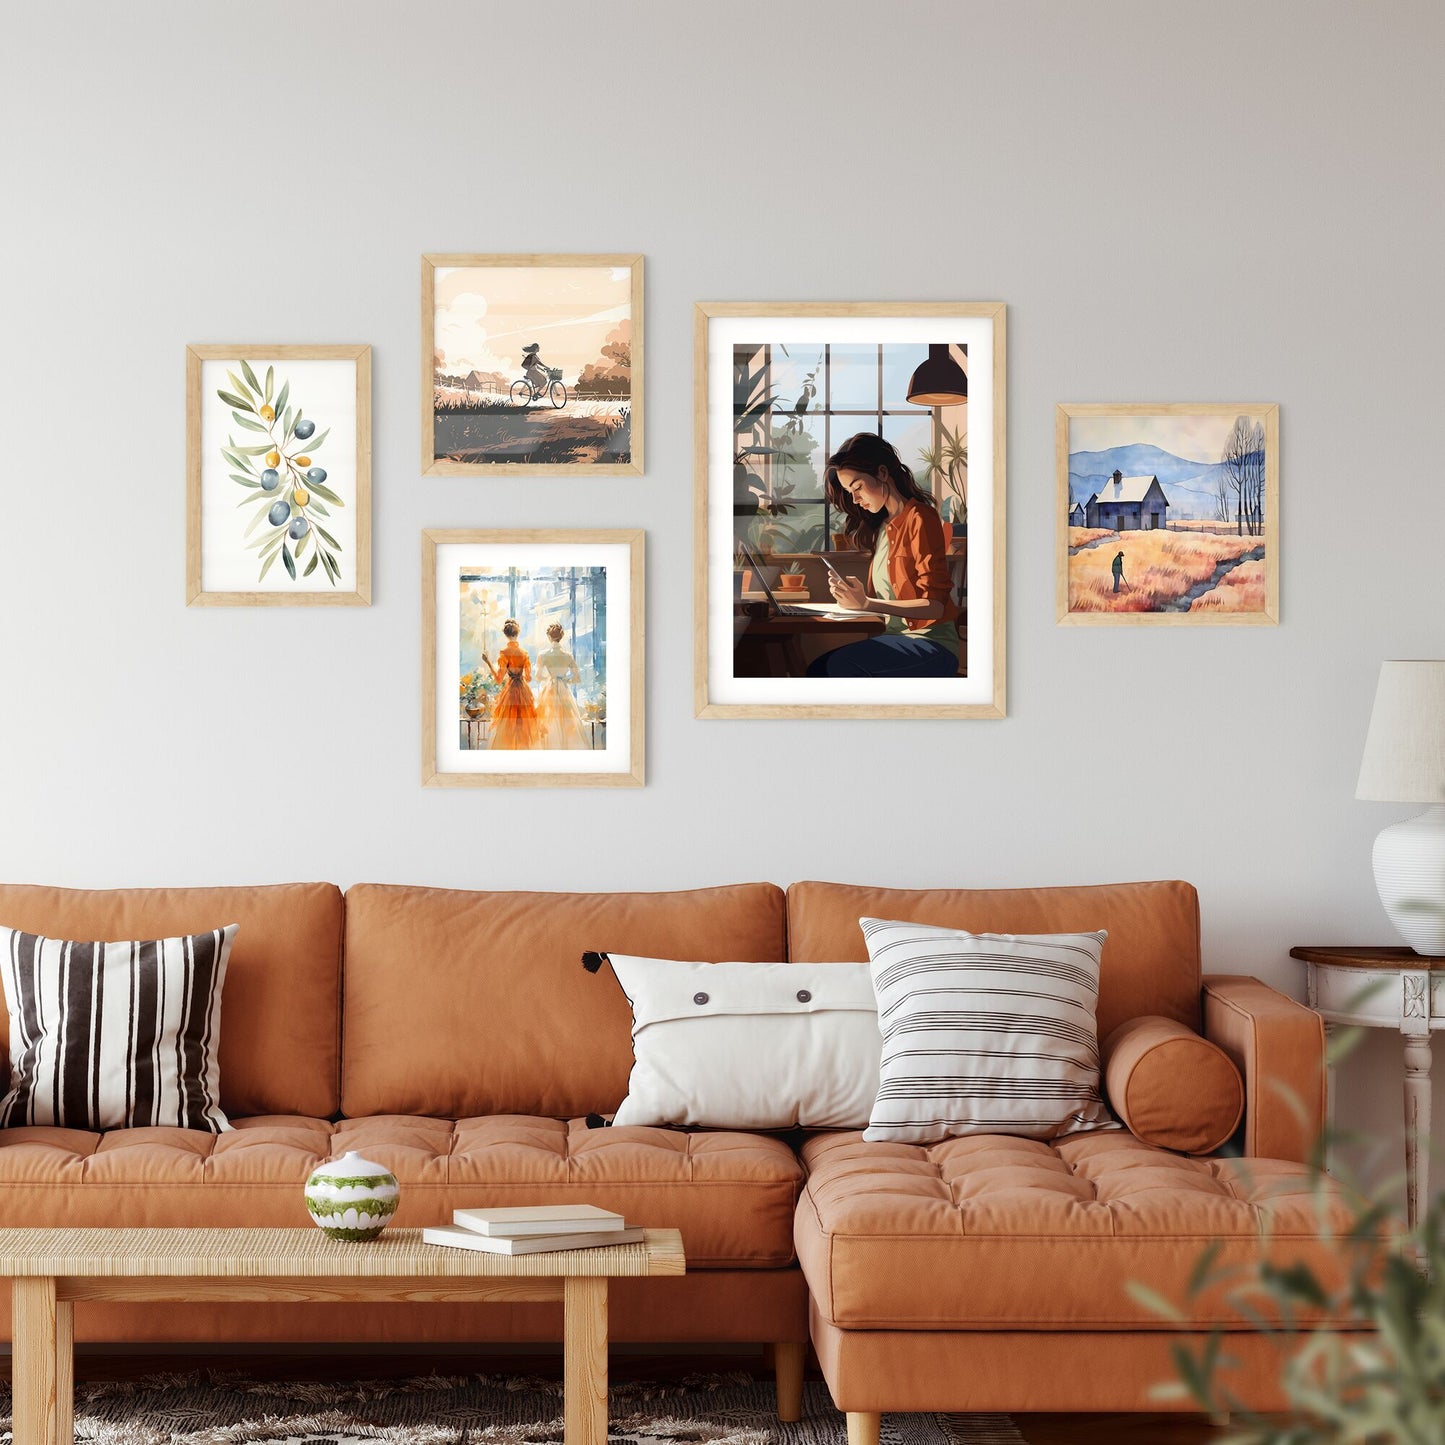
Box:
[599,954,881,1130]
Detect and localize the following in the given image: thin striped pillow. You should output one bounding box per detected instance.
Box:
[860,917,1115,1144]
[0,923,237,1133]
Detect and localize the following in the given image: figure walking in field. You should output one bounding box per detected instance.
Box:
[1111,549,1129,594]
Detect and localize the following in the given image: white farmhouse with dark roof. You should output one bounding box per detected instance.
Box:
[1085,469,1169,531]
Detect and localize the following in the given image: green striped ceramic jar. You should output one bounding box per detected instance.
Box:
[304,1151,400,1242]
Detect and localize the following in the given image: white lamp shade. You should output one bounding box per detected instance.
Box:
[1355,660,1445,803]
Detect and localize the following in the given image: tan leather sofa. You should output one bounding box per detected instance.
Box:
[0,878,1363,1422]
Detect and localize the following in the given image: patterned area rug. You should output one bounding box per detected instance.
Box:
[0,1372,1026,1445]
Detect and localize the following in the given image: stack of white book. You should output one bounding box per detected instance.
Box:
[422,1205,644,1256]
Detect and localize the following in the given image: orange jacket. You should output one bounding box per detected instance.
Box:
[869,499,958,629]
[492,643,532,683]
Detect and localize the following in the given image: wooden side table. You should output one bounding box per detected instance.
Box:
[1291,945,1445,1239]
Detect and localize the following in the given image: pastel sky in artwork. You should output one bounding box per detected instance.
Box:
[1070,412,1256,463]
[434,265,631,380]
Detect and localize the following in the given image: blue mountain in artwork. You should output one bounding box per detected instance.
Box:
[1068,444,1230,521]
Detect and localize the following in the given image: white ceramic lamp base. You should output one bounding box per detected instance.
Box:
[1373,803,1445,955]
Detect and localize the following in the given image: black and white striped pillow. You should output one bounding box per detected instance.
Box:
[0,923,237,1133]
[860,917,1115,1144]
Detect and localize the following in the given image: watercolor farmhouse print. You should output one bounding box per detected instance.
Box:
[1058,405,1278,625]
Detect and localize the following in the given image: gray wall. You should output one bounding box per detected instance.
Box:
[2,1,1442,1196]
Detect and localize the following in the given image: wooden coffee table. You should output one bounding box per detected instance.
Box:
[0,1225,685,1445]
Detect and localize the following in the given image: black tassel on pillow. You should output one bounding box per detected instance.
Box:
[581,951,609,974]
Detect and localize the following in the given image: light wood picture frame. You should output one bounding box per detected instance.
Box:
[422,528,645,788]
[186,344,371,606]
[1056,403,1279,626]
[422,254,643,475]
[693,302,1007,719]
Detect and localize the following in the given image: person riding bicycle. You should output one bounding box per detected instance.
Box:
[520,343,551,396]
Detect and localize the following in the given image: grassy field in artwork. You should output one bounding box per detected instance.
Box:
[1067,528,1266,613]
[433,390,631,466]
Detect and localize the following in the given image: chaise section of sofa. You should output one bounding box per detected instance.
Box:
[783,879,1364,1423]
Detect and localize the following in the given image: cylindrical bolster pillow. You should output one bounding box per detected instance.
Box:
[1102,1015,1244,1155]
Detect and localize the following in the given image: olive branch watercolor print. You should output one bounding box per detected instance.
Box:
[216,359,346,585]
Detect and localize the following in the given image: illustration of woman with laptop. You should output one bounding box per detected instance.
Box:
[808,432,959,678]
[481,619,540,748]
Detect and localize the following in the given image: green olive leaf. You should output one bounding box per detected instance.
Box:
[305,480,343,506]
[258,549,280,583]
[304,427,330,453]
[232,413,268,433]
[230,475,261,489]
[309,500,330,517]
[282,543,296,581]
[217,389,254,412]
[226,371,256,403]
[240,359,262,394]
[263,366,274,404]
[274,379,290,419]
[313,523,342,551]
[304,552,319,577]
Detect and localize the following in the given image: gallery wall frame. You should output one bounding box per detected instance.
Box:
[693,301,1007,719]
[421,254,644,476]
[422,528,645,789]
[186,344,371,606]
[1055,402,1280,626]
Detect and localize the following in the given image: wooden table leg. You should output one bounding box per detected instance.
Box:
[1403,1022,1433,1269]
[56,1300,74,1443]
[13,1276,63,1445]
[564,1277,608,1445]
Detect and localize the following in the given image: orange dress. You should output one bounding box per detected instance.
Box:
[489,643,539,750]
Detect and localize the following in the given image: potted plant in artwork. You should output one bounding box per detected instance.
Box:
[460,671,488,719]
[778,560,808,593]
[919,426,968,550]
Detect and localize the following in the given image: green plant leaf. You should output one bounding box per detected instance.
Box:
[258,548,280,583]
[243,507,272,538]
[217,389,254,412]
[282,405,295,436]
[226,370,255,402]
[305,479,343,506]
[275,379,290,419]
[310,500,330,517]
[314,523,341,550]
[303,426,330,453]
[282,543,296,580]
[232,413,268,433]
[264,365,274,404]
[230,474,261,489]
[304,552,319,577]
[220,448,255,474]
[240,358,262,394]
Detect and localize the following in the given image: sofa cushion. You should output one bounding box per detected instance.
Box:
[341,884,787,1119]
[796,1131,1362,1330]
[0,1114,802,1269]
[786,880,1201,1040]
[0,884,343,1118]
[1103,1015,1244,1154]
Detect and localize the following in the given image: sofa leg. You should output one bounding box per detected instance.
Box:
[846,1412,880,1445]
[773,1341,804,1422]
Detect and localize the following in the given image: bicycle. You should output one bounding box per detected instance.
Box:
[510,368,568,409]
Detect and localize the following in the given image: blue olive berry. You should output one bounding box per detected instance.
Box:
[306,467,327,484]
[293,418,315,440]
[260,468,280,490]
[288,517,310,540]
[267,501,290,527]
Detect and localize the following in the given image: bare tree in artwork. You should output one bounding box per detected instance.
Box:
[1221,415,1266,537]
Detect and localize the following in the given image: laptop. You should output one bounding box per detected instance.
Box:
[736,539,813,617]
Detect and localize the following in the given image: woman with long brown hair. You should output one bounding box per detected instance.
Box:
[482,619,540,749]
[808,432,959,677]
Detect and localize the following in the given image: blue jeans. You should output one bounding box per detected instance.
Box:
[807,633,958,678]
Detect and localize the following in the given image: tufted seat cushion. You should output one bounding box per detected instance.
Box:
[0,1115,803,1269]
[797,1131,1363,1330]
